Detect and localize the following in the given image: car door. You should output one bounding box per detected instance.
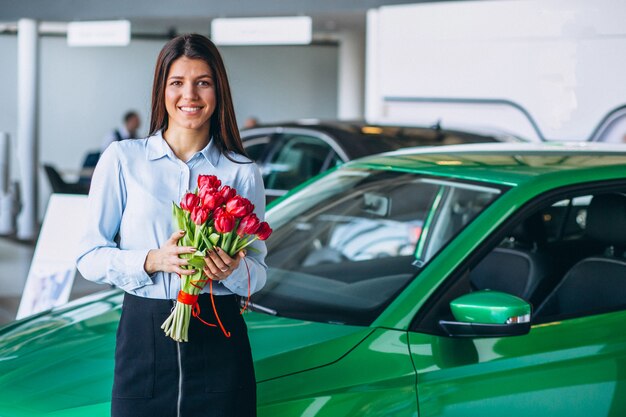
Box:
[408,188,626,417]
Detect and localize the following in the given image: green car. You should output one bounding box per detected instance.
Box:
[2,143,626,416]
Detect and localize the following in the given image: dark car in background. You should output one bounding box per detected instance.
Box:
[241,120,522,201]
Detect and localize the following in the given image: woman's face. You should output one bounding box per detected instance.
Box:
[165,56,216,134]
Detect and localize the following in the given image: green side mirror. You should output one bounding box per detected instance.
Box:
[440,290,532,338]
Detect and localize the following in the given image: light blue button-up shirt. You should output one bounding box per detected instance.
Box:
[76,131,267,300]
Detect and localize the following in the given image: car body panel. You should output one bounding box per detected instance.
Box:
[246,313,374,382]
[357,147,626,187]
[258,328,417,417]
[409,310,626,416]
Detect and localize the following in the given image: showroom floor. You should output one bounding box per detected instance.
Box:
[0,237,102,325]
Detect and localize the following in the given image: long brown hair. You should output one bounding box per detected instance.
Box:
[149,34,248,160]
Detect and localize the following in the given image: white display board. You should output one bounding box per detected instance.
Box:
[366,0,626,141]
[17,194,88,319]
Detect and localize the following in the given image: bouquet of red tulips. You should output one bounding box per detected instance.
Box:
[161,175,271,342]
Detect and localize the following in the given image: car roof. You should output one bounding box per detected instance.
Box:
[241,120,512,159]
[351,142,626,188]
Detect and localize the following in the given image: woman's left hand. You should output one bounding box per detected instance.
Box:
[203,248,245,281]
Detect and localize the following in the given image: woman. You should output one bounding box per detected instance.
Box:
[77,34,266,417]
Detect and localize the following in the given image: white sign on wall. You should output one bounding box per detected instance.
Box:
[211,16,312,45]
[67,20,131,47]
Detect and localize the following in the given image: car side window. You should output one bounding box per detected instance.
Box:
[541,196,591,242]
[263,134,335,191]
[242,135,271,162]
[412,188,626,335]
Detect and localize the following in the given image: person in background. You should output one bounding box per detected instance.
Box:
[243,116,259,129]
[100,110,141,151]
[77,34,266,417]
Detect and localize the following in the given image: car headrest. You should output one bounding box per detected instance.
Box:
[510,212,547,248]
[586,193,626,246]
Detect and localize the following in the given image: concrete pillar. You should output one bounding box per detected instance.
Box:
[337,29,365,120]
[0,132,15,235]
[16,19,39,240]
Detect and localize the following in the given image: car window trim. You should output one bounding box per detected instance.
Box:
[241,127,350,162]
[409,178,626,335]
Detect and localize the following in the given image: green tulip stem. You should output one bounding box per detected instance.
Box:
[230,235,242,256]
[235,236,258,253]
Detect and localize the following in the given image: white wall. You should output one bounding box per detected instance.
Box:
[0,35,338,218]
[366,0,626,142]
[222,44,338,125]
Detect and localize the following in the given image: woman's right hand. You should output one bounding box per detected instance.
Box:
[144,230,197,275]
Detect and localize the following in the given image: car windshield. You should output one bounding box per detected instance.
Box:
[253,168,505,325]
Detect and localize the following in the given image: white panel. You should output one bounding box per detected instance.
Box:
[368,0,626,141]
[211,16,312,45]
[17,194,88,318]
[365,9,381,122]
[67,20,131,47]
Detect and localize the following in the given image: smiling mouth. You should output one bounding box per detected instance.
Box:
[179,106,203,113]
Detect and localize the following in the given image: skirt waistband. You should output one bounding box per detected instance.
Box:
[122,291,238,314]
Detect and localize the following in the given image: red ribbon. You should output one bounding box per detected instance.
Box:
[240,258,251,314]
[177,291,198,305]
[209,280,231,338]
[177,290,217,329]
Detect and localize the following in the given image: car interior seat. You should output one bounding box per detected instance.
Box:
[43,164,90,194]
[469,212,553,302]
[535,193,626,320]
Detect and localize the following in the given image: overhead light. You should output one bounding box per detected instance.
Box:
[436,160,463,166]
[67,20,131,47]
[211,16,312,46]
[361,126,384,134]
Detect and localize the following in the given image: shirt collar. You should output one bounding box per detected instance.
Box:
[146,131,221,167]
[119,125,130,138]
[199,137,221,167]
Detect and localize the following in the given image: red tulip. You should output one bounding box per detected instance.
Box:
[180,193,200,212]
[214,212,235,233]
[218,186,237,203]
[198,175,221,191]
[256,222,272,240]
[191,206,209,225]
[200,189,224,211]
[236,213,260,237]
[226,195,254,218]
[213,206,225,218]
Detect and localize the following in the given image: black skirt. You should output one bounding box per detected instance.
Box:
[111,292,256,417]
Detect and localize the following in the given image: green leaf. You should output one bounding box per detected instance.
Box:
[209,233,220,245]
[173,203,186,231]
[201,233,214,250]
[187,256,206,269]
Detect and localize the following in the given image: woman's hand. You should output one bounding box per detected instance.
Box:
[144,230,197,275]
[203,248,245,281]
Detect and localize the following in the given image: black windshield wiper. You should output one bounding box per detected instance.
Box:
[245,301,278,316]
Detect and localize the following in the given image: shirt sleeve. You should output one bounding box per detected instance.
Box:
[76,143,154,291]
[100,131,116,152]
[220,162,268,296]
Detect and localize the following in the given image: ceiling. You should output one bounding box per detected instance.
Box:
[0,0,453,35]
